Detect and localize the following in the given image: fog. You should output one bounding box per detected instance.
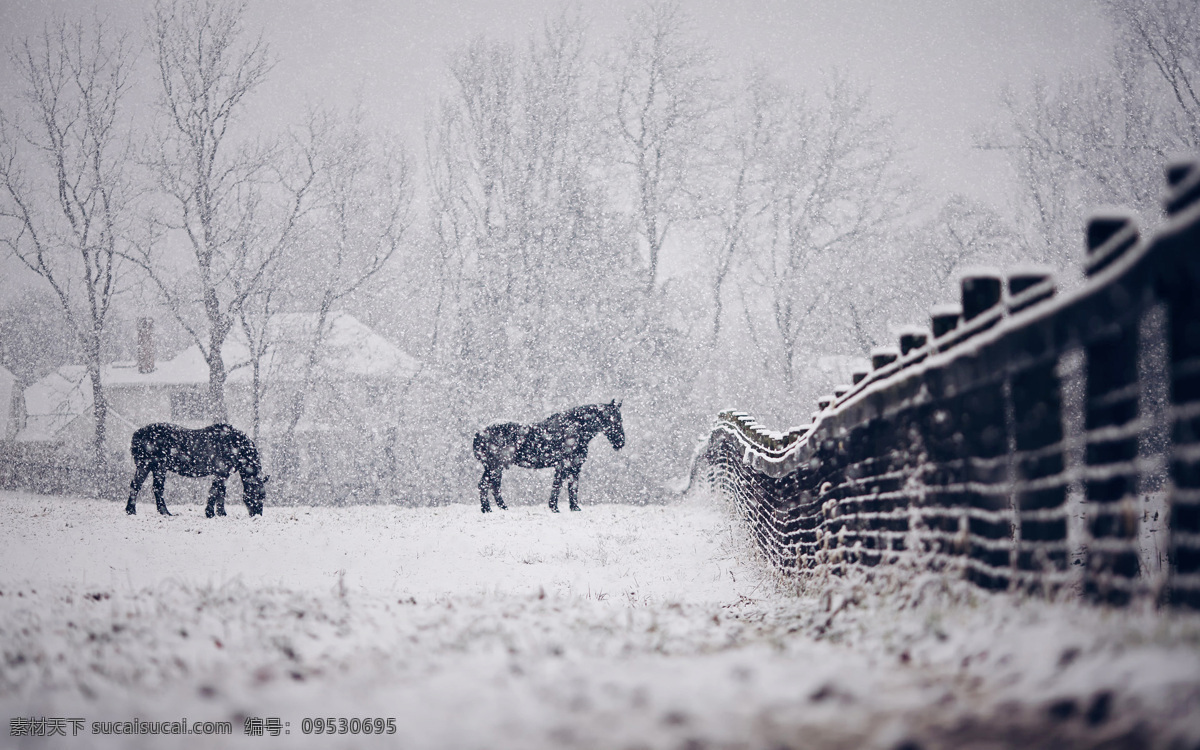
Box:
[0,0,1192,505]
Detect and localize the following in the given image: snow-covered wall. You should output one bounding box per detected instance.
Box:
[701,157,1200,610]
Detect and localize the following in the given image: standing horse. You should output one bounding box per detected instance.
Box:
[126,423,268,517]
[473,401,624,513]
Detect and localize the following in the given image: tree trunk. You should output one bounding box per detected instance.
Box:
[206,329,229,423]
[276,293,335,487]
[86,363,109,496]
[250,356,262,442]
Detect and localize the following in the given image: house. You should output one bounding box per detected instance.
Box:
[0,364,23,441]
[17,312,419,478]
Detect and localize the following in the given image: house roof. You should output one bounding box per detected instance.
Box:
[18,366,91,442]
[103,346,210,386]
[95,311,418,387]
[16,311,418,442]
[223,311,420,383]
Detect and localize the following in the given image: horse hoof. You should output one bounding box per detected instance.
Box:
[570,505,581,512]
[158,509,172,516]
[481,506,491,513]
[497,502,508,510]
[217,510,226,517]
[549,507,560,513]
[126,507,135,515]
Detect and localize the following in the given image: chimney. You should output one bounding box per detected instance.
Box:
[137,317,155,374]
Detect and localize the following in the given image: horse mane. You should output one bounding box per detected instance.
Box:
[561,403,613,421]
[214,424,263,479]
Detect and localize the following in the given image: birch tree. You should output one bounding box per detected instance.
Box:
[0,17,135,477]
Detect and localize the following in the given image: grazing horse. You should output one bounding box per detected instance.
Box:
[473,401,625,513]
[126,423,268,517]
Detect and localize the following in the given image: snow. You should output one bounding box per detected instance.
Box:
[929,302,962,317]
[2,489,1199,749]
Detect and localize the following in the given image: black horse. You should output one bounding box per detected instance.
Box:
[473,401,625,513]
[126,423,268,517]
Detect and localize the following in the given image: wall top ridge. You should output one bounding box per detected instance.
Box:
[716,156,1200,481]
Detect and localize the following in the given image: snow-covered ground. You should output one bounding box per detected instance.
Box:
[2,489,1199,749]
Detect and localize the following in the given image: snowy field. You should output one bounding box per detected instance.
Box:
[2,489,1199,750]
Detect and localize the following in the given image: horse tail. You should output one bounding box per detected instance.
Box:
[472,431,487,463]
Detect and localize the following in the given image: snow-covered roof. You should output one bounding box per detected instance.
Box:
[103,347,210,386]
[14,312,416,442]
[223,311,420,383]
[38,311,417,390]
[17,366,89,442]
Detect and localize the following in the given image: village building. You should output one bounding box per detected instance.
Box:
[15,312,418,500]
[0,364,23,442]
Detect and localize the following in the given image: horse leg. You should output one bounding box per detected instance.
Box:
[480,465,507,512]
[206,476,227,518]
[126,461,150,515]
[567,467,582,512]
[549,466,565,513]
[152,470,171,516]
[493,467,507,510]
[479,466,492,513]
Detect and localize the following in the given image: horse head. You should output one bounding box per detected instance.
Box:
[242,473,267,516]
[603,399,625,451]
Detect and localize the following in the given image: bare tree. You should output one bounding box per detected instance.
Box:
[0,16,134,478]
[702,65,777,343]
[427,13,638,410]
[235,284,274,442]
[270,108,415,476]
[988,68,1166,268]
[608,0,721,294]
[136,0,315,422]
[0,289,83,385]
[417,14,708,503]
[908,195,1024,290]
[739,73,916,385]
[986,0,1198,268]
[1105,0,1200,146]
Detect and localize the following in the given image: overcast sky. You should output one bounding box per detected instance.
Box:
[0,0,1112,206]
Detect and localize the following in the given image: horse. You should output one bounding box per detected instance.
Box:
[473,400,625,513]
[126,423,268,517]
